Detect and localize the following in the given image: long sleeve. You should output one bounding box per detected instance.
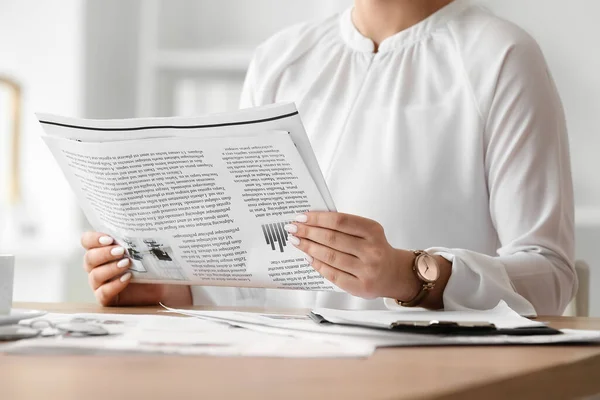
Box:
[239,54,259,109]
[431,31,576,316]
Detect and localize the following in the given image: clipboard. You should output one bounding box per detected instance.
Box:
[308,312,562,336]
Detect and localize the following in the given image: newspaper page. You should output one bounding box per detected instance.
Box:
[37,102,336,211]
[39,104,339,291]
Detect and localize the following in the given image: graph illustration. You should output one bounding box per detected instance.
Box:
[261,221,293,253]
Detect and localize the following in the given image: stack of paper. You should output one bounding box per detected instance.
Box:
[311,303,544,329]
[163,302,600,348]
[3,303,599,358]
[1,312,374,358]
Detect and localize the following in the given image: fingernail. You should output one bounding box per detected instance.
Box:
[117,258,130,268]
[99,236,113,245]
[284,224,298,234]
[289,236,300,246]
[305,255,313,263]
[295,214,308,223]
[111,246,125,256]
[120,272,132,282]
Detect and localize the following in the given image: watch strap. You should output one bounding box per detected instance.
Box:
[397,282,435,307]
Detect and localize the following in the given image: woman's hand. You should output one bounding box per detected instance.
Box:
[81,232,192,307]
[285,212,450,307]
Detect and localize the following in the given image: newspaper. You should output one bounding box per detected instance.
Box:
[37,103,340,290]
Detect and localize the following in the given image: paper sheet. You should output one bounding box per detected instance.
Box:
[37,102,336,211]
[43,131,339,290]
[1,312,374,358]
[163,305,600,348]
[38,103,346,291]
[312,301,545,329]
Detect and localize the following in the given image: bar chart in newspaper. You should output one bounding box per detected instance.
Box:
[261,221,293,253]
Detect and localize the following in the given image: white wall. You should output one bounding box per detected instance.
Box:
[83,0,142,119]
[476,0,600,316]
[0,0,85,301]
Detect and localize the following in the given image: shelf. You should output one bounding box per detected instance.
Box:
[153,48,253,72]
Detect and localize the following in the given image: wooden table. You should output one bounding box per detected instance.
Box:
[1,303,600,400]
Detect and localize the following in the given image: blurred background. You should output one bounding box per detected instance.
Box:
[0,0,599,314]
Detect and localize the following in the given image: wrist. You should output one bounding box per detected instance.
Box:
[389,249,421,302]
[400,250,422,301]
[391,250,452,310]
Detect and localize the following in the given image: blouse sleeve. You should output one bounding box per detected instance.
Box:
[399,34,575,316]
[239,53,259,109]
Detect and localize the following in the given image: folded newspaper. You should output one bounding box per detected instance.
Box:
[38,103,340,291]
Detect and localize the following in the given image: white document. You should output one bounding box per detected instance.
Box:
[161,306,432,348]
[38,104,341,291]
[312,301,544,329]
[163,304,600,348]
[163,301,542,332]
[1,312,374,358]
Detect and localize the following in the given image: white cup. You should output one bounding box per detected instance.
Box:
[0,255,15,315]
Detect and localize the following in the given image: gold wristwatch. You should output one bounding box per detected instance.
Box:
[396,250,440,307]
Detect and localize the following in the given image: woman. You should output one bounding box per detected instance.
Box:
[81,0,576,315]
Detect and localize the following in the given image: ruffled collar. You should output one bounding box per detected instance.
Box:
[339,0,472,53]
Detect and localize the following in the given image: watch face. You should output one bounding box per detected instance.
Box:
[416,254,439,282]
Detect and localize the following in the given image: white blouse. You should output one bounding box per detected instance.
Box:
[191,0,576,315]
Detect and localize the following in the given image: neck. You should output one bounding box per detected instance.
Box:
[352,0,454,52]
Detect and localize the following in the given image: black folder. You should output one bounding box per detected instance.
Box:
[309,311,562,336]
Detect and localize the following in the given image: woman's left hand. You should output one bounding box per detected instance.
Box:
[285,211,421,300]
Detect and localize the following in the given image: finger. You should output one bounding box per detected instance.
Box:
[295,212,381,238]
[285,223,364,256]
[88,258,131,290]
[95,272,132,307]
[81,231,115,250]
[310,258,361,294]
[290,235,361,276]
[83,245,127,273]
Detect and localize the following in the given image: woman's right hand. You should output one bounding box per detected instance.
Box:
[81,232,192,307]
